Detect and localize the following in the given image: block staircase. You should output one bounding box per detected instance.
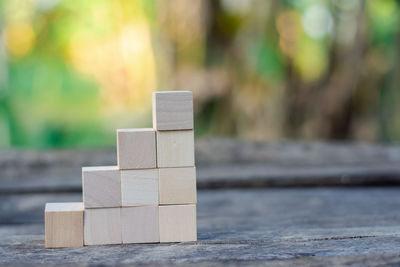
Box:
[44,91,197,248]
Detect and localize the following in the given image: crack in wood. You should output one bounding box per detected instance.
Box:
[296,235,377,242]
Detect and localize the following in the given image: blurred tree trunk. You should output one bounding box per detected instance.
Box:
[379,0,400,141]
[283,2,368,140]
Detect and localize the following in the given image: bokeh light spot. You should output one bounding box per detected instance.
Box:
[4,22,36,57]
[302,4,333,39]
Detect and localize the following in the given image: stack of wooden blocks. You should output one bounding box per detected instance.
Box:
[44,91,197,248]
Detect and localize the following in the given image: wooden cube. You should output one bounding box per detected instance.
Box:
[45,202,84,248]
[159,204,197,243]
[152,91,193,131]
[82,166,121,208]
[121,206,159,244]
[117,129,156,170]
[159,167,197,205]
[156,130,195,168]
[121,169,158,207]
[84,208,121,245]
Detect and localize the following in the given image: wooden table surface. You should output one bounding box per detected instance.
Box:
[1,139,400,265]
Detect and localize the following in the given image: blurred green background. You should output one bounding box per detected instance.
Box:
[0,0,399,148]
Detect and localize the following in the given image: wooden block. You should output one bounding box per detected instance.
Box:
[121,169,158,207]
[159,204,197,243]
[45,202,84,248]
[152,91,193,131]
[159,167,197,205]
[84,208,121,245]
[121,206,159,244]
[156,130,195,168]
[117,128,156,170]
[82,166,121,208]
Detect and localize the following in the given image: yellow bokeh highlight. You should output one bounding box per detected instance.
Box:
[68,18,157,113]
[276,10,302,57]
[4,22,35,57]
[294,38,327,82]
[277,10,328,82]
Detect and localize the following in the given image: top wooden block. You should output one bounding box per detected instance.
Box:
[152,91,193,131]
[117,128,157,170]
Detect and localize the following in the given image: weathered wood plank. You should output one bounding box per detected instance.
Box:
[3,163,400,194]
[1,188,400,264]
[2,139,400,174]
[1,139,400,193]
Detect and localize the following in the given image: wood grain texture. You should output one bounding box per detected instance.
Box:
[156,130,195,168]
[4,188,400,264]
[159,167,197,205]
[84,208,121,245]
[152,91,193,131]
[117,129,156,170]
[121,206,159,244]
[159,204,197,243]
[121,169,158,207]
[82,166,121,208]
[45,202,84,248]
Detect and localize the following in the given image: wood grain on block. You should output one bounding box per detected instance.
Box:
[121,169,158,207]
[45,202,84,248]
[152,91,193,131]
[84,208,121,245]
[117,129,156,170]
[156,130,194,168]
[159,167,197,205]
[159,204,197,243]
[121,206,159,244]
[82,166,121,208]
